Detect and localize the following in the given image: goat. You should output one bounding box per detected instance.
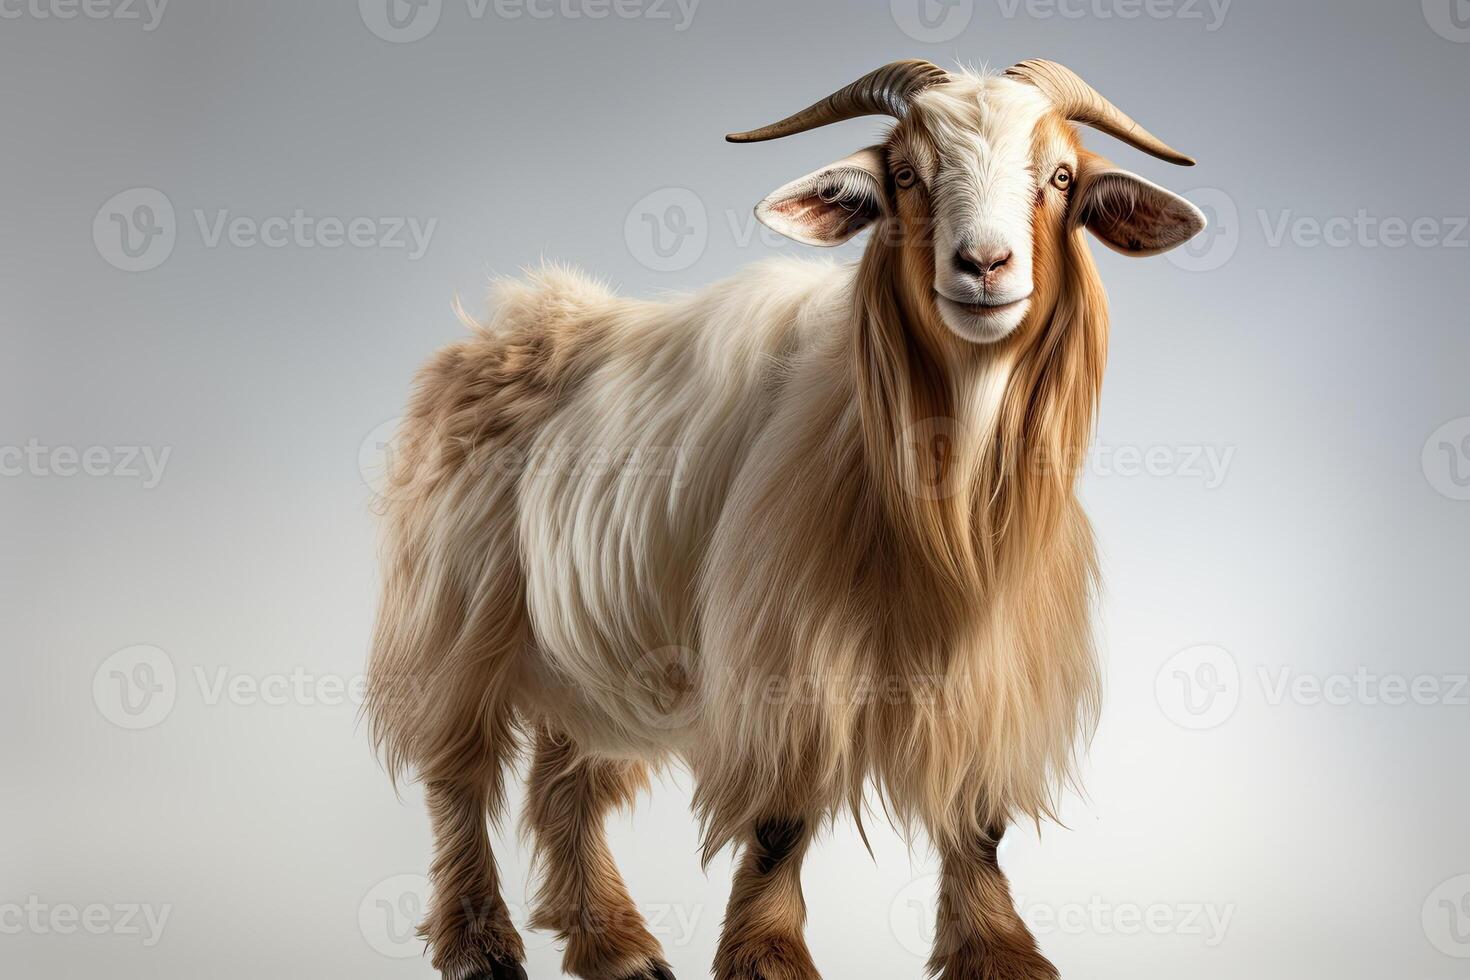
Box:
[366,59,1206,980]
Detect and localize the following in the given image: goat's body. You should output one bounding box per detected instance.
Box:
[365,60,1205,980]
[369,257,1099,858]
[514,260,841,762]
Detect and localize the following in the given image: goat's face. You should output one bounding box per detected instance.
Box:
[742,64,1206,344]
[889,76,1073,342]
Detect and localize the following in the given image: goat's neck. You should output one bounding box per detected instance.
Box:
[847,235,1107,606]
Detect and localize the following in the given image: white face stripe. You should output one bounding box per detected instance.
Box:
[900,73,1060,342]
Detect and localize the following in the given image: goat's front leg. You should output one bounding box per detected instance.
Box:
[929,825,1058,980]
[713,817,820,980]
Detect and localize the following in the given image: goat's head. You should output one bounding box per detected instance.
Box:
[730,60,1206,343]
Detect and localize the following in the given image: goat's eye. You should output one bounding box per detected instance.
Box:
[1051,166,1073,190]
[894,165,917,189]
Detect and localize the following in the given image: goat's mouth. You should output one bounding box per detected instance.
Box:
[935,291,1033,316]
[934,290,1032,342]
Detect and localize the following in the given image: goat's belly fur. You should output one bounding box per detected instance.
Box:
[368,260,1100,855]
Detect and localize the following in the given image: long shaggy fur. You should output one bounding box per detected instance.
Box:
[366,68,1136,980]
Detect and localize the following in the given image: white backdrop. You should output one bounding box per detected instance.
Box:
[3,1,1468,978]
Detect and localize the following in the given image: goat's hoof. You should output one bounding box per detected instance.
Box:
[618,962,676,980]
[713,935,819,980]
[935,947,1059,980]
[465,958,529,980]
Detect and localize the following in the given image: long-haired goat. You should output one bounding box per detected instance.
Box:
[367,59,1206,980]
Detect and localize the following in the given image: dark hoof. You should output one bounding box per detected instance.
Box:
[466,958,529,980]
[621,962,676,980]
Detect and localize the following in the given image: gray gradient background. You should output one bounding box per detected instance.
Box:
[3,0,1468,978]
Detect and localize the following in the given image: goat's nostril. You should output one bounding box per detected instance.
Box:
[955,247,1012,278]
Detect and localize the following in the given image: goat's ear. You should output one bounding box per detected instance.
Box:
[1074,151,1206,257]
[754,146,889,247]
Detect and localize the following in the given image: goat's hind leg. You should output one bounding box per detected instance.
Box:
[525,726,673,980]
[420,741,527,980]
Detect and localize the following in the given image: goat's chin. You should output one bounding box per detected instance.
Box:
[935,293,1030,344]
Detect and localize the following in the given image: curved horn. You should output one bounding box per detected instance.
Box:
[1005,59,1195,166]
[726,60,950,143]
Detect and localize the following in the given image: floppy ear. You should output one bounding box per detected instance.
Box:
[754,146,889,247]
[1075,152,1206,257]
